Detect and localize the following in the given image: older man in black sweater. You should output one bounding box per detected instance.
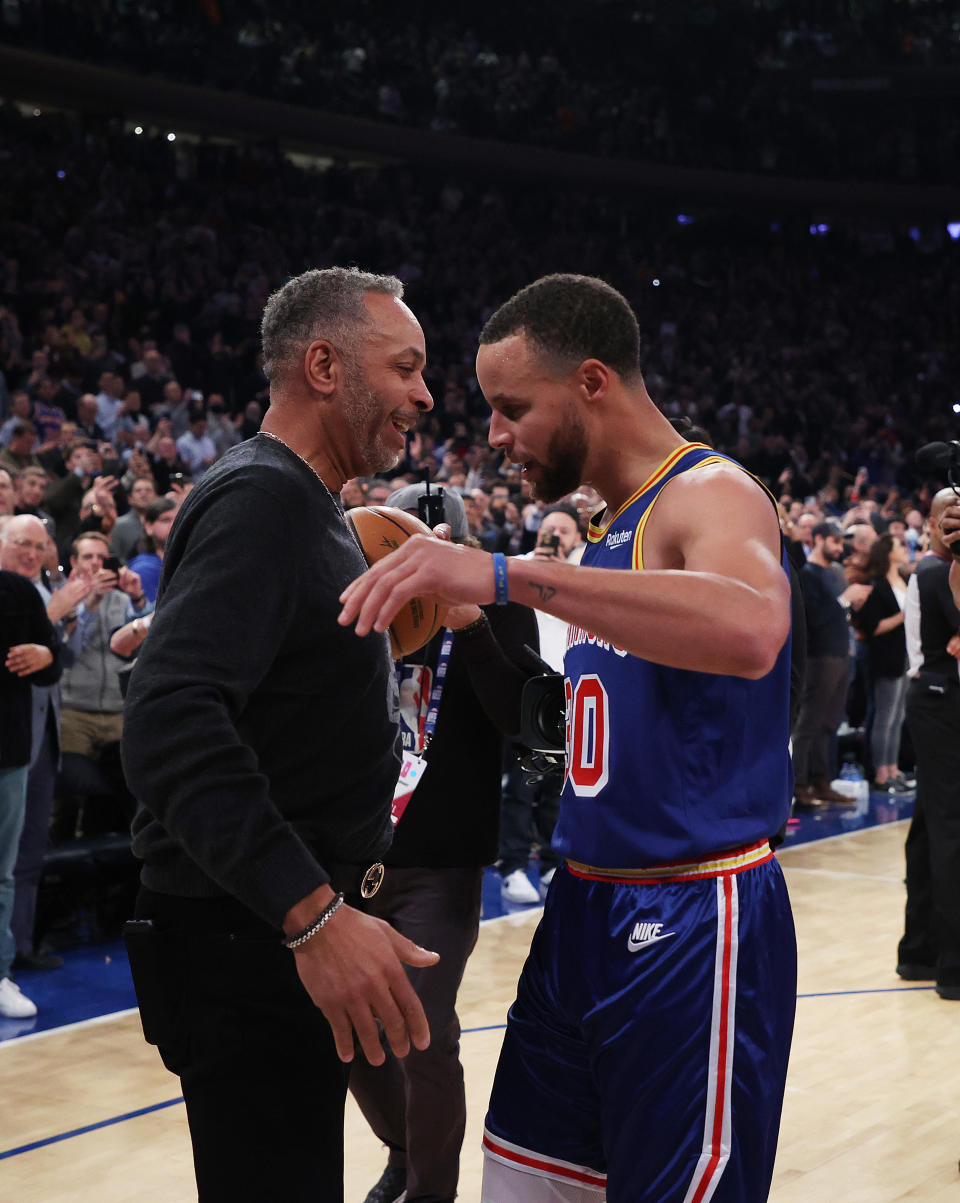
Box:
[122,268,437,1203]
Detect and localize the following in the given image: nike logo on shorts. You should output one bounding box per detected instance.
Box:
[627,921,677,952]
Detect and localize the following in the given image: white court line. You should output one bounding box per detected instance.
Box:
[0,1008,139,1050]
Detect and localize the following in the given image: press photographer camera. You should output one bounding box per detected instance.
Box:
[517,647,566,783]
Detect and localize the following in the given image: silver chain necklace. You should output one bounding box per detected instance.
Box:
[257,430,371,560]
[259,429,342,513]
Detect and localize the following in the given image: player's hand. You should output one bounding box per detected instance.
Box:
[289,893,439,1064]
[339,535,497,637]
[5,643,54,677]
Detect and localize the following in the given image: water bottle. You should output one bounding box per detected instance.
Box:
[845,760,870,815]
[835,761,859,800]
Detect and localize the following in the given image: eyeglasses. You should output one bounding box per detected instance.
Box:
[11,539,47,552]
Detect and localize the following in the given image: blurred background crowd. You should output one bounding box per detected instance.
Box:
[1,0,959,991]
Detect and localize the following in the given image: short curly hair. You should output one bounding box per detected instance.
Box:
[260,266,403,383]
[479,273,641,382]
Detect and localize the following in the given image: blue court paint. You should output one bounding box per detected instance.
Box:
[2,786,915,1047]
[781,785,914,847]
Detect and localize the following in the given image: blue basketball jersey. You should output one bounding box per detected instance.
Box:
[555,443,793,869]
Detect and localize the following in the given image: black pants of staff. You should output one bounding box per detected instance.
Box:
[899,682,960,990]
[130,887,349,1203]
[349,864,484,1203]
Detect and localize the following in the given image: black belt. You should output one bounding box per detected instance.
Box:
[325,860,385,899]
[912,671,960,694]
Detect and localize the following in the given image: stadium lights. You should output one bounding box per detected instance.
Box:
[809,223,830,236]
[166,132,176,142]
[953,403,960,414]
[134,126,144,135]
[948,222,960,241]
[676,214,695,225]
[652,278,661,287]
[56,170,65,179]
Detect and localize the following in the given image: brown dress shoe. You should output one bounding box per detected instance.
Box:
[793,783,824,811]
[812,778,858,806]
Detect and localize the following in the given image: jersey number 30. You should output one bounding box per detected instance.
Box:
[564,674,610,796]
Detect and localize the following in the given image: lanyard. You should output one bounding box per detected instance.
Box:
[397,628,454,754]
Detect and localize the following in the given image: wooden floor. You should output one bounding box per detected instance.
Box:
[2,820,957,1201]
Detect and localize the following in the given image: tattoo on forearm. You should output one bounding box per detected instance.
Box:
[529,581,557,603]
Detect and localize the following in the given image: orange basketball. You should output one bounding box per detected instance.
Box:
[345,505,446,657]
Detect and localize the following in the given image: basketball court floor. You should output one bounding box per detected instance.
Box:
[2,790,957,1202]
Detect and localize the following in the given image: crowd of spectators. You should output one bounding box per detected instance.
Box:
[1,101,958,971]
[2,1,959,182]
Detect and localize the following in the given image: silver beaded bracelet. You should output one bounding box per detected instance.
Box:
[282,891,345,949]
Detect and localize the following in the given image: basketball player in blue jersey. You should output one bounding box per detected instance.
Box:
[340,274,796,1203]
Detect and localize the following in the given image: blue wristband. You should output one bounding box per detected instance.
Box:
[492,553,509,605]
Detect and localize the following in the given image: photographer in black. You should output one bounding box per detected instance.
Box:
[897,489,960,999]
[349,483,538,1203]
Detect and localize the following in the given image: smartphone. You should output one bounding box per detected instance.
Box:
[104,556,121,575]
[540,533,561,553]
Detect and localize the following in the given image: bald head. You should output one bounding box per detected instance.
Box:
[0,513,49,578]
[846,523,877,555]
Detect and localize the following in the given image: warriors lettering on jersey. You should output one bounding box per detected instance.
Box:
[566,623,629,658]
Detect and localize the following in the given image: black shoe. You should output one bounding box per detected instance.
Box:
[889,775,916,795]
[935,982,960,1000]
[13,950,64,971]
[363,1164,406,1203]
[897,962,936,981]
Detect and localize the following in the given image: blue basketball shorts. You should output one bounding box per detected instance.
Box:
[481,842,797,1202]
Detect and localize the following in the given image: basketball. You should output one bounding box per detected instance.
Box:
[345,505,446,657]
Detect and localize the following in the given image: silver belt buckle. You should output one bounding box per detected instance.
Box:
[361,862,385,898]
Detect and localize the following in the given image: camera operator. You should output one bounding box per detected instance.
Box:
[897,489,960,1000]
[348,483,538,1203]
[499,504,584,904]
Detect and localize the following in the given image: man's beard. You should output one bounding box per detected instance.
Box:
[343,373,403,475]
[533,406,588,503]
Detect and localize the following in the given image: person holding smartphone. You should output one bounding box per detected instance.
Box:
[55,532,149,838]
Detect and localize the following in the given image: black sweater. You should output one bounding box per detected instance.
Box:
[0,571,62,769]
[124,437,400,927]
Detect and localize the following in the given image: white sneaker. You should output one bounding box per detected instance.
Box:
[539,867,556,897]
[501,869,540,905]
[0,977,38,1019]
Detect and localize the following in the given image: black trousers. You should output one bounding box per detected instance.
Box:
[899,682,960,986]
[130,887,349,1203]
[349,865,483,1203]
[498,755,561,877]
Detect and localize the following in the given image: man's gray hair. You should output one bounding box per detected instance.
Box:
[260,267,403,383]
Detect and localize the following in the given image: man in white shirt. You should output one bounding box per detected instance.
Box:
[176,413,218,480]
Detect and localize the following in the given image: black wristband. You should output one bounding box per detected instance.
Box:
[455,613,490,638]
